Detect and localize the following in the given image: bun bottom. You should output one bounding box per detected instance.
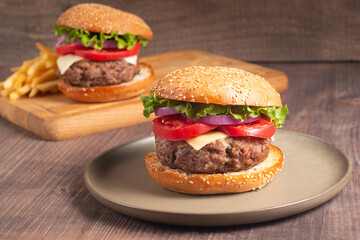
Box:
[145,145,284,195]
[58,63,154,102]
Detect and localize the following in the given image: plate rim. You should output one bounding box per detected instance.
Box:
[84,129,353,218]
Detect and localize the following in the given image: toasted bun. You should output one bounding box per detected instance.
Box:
[145,144,284,195]
[56,3,153,40]
[58,63,154,102]
[151,66,282,107]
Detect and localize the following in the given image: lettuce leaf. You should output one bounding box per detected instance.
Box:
[54,25,148,50]
[141,93,289,128]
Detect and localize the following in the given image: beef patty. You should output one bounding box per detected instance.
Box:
[155,136,270,174]
[61,59,139,87]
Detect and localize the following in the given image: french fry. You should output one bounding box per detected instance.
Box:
[9,92,20,101]
[1,88,12,97]
[36,80,58,92]
[41,52,58,60]
[16,84,31,96]
[2,42,59,100]
[3,71,20,89]
[20,59,36,73]
[27,58,46,78]
[13,73,26,88]
[28,87,39,97]
[44,59,57,68]
[36,43,55,54]
[31,68,57,87]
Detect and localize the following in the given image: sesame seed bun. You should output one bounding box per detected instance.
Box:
[151,66,282,107]
[56,3,153,40]
[145,144,284,195]
[58,63,154,102]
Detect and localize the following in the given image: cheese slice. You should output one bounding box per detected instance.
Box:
[56,54,138,75]
[185,131,228,150]
[123,55,138,65]
[57,54,84,75]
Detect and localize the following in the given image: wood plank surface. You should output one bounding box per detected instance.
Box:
[0,62,358,239]
[0,50,288,140]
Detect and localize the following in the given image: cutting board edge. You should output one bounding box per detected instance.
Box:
[0,98,153,141]
[0,99,52,139]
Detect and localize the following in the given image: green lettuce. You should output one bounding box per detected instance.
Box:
[141,93,289,128]
[54,25,148,50]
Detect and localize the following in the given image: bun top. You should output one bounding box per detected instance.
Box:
[151,66,282,107]
[56,3,153,40]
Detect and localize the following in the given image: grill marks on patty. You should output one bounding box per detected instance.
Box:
[61,59,139,87]
[155,136,270,174]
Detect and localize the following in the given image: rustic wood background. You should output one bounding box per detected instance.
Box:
[1,0,360,74]
[0,0,359,239]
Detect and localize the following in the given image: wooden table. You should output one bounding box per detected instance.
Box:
[1,0,359,239]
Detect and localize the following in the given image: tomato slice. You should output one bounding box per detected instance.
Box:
[74,42,140,61]
[56,42,140,61]
[218,118,275,138]
[56,43,88,55]
[152,115,217,141]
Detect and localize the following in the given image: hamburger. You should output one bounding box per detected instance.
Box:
[141,66,289,194]
[54,3,154,102]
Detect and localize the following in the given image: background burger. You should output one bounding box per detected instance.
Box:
[54,3,154,102]
[141,66,288,194]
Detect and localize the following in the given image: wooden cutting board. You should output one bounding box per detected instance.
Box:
[0,50,288,140]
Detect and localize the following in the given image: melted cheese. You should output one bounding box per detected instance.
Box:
[56,54,138,75]
[185,131,228,150]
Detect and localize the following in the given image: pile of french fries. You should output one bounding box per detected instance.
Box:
[0,43,59,100]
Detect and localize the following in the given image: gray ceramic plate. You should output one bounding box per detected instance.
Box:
[84,130,352,226]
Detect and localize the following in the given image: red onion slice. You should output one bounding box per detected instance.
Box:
[73,39,119,49]
[55,34,68,48]
[100,40,119,49]
[155,107,260,125]
[189,115,260,125]
[56,37,125,50]
[155,107,179,116]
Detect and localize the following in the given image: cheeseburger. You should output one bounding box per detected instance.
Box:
[54,3,154,102]
[141,66,288,194]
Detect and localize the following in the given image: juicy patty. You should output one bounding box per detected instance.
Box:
[155,136,271,174]
[61,59,139,87]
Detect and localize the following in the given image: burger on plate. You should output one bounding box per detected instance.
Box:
[54,3,154,102]
[141,66,289,194]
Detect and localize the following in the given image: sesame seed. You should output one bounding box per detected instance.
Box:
[150,66,280,106]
